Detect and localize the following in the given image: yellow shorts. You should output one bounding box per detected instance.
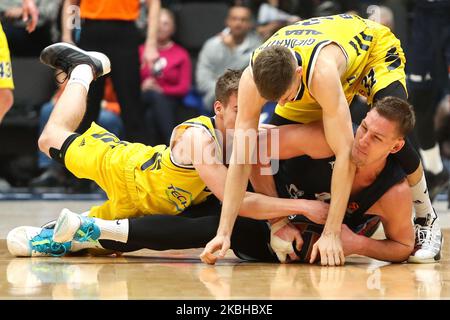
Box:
[65,122,147,220]
[356,25,407,105]
[0,23,14,89]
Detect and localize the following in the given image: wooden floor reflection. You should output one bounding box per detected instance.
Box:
[0,201,449,300]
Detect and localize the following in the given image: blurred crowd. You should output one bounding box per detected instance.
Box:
[0,0,449,195]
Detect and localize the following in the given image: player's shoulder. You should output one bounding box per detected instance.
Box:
[312,43,347,80]
[378,178,410,210]
[171,126,216,164]
[182,126,214,147]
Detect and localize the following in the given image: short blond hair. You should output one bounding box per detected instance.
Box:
[252,46,297,101]
[215,69,243,106]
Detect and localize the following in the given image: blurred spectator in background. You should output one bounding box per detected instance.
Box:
[196,4,261,111]
[368,4,394,30]
[435,94,450,160]
[406,0,450,200]
[434,93,450,206]
[140,8,191,144]
[313,0,360,16]
[61,0,161,144]
[256,0,300,41]
[30,76,123,190]
[0,0,62,57]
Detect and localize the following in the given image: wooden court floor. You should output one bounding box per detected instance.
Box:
[0,200,449,300]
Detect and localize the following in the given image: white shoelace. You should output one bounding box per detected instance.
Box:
[415,224,441,248]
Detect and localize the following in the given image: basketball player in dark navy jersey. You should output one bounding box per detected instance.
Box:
[268,143,408,262]
[89,96,417,264]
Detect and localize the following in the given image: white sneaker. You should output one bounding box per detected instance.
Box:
[408,214,443,263]
[53,208,100,243]
[7,226,72,257]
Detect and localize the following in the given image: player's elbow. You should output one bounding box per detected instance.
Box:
[239,194,264,219]
[391,252,411,263]
[403,239,415,259]
[237,209,254,218]
[391,243,414,263]
[238,210,266,220]
[238,201,255,218]
[0,89,13,117]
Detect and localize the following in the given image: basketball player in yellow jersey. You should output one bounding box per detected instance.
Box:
[203,14,441,266]
[0,23,14,122]
[18,43,328,254]
[0,0,38,122]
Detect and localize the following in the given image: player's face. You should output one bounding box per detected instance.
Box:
[352,110,404,167]
[278,67,302,106]
[223,93,238,131]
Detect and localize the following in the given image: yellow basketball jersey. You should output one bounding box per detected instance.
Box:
[132,115,221,214]
[251,14,406,123]
[66,118,221,220]
[0,22,14,89]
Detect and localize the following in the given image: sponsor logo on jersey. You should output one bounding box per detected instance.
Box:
[286,184,304,199]
[166,184,193,212]
[259,38,316,50]
[329,161,335,170]
[285,29,322,36]
[347,201,360,213]
[315,192,331,202]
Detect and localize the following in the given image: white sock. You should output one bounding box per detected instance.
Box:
[67,210,104,252]
[94,218,129,243]
[67,64,94,92]
[411,174,436,219]
[420,144,444,174]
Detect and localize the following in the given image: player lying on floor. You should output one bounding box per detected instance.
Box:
[8,49,417,264]
[94,96,416,264]
[7,43,328,256]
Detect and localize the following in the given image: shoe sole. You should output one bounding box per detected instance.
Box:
[407,256,438,264]
[40,42,111,78]
[408,234,443,264]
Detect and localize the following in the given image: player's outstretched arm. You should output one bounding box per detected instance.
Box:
[201,67,266,264]
[186,127,329,223]
[342,181,414,262]
[308,46,356,266]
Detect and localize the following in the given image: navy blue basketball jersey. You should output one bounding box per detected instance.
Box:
[274,153,406,261]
